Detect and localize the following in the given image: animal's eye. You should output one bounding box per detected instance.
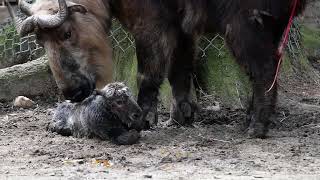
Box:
[114,99,125,106]
[63,31,72,40]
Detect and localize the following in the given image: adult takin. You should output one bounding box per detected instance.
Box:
[49,82,144,145]
[7,0,308,138]
[6,0,114,102]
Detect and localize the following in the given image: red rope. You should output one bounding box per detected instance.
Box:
[266,0,299,93]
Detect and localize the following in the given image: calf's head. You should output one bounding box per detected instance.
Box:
[98,83,145,131]
[6,0,113,102]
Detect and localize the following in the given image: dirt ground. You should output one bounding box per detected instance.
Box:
[1,78,320,180]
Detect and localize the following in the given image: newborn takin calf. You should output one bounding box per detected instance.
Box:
[49,83,144,145]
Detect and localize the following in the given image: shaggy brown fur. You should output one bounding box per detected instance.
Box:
[105,0,307,137]
[13,0,308,138]
[12,0,114,101]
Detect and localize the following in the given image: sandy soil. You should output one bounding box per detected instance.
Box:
[1,83,320,180]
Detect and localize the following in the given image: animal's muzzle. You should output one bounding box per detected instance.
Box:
[129,106,145,132]
[63,80,95,102]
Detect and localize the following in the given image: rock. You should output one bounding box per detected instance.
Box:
[13,96,35,108]
[205,105,221,112]
[160,156,173,163]
[143,175,152,179]
[0,56,57,102]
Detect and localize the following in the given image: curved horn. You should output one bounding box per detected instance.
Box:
[5,0,35,36]
[19,0,33,16]
[36,0,68,29]
[6,0,69,36]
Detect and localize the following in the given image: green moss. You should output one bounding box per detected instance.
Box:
[281,54,294,75]
[199,47,251,108]
[159,79,172,108]
[298,53,312,70]
[0,35,4,45]
[113,48,138,96]
[0,25,18,63]
[0,25,16,41]
[301,25,320,53]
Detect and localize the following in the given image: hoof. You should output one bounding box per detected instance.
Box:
[164,118,179,127]
[180,102,193,118]
[247,122,268,139]
[170,101,197,126]
[143,110,158,129]
[115,130,140,145]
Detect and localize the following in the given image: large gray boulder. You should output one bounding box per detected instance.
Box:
[0,56,57,102]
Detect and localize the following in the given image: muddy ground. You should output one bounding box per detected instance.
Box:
[1,80,320,180]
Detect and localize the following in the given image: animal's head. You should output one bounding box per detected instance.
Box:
[6,0,113,102]
[98,82,144,131]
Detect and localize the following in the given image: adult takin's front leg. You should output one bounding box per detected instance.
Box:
[135,30,175,129]
[167,32,198,126]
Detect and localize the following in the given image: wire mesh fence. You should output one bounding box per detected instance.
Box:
[0,20,44,68]
[0,17,302,69]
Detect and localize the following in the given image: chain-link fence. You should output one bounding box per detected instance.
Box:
[0,19,44,68]
[0,17,302,69]
[287,21,303,58]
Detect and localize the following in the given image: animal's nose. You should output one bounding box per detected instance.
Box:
[63,83,94,102]
[129,110,145,131]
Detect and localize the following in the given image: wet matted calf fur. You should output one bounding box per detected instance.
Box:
[48,82,145,145]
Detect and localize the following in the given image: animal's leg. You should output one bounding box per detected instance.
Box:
[107,128,140,145]
[168,33,197,125]
[225,11,279,138]
[135,30,176,129]
[115,130,140,145]
[245,75,277,138]
[245,93,254,128]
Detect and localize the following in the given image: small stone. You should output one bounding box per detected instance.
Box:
[205,105,221,112]
[215,167,222,171]
[76,168,84,172]
[48,172,56,176]
[77,159,85,164]
[143,175,152,179]
[13,96,35,108]
[160,156,173,163]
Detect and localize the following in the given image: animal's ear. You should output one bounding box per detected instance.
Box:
[67,2,88,14]
[104,88,116,98]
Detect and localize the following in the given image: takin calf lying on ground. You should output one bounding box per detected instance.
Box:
[48,82,144,145]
